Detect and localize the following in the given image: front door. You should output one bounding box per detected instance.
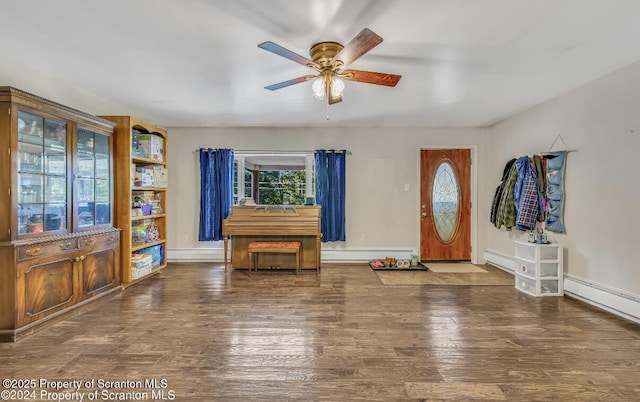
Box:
[420,149,471,260]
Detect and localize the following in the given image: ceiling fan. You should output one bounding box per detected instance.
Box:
[258,28,402,105]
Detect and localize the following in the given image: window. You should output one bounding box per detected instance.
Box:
[233,153,314,205]
[233,162,253,204]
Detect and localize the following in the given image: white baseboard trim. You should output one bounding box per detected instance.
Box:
[484,249,640,324]
[563,275,640,324]
[321,248,417,263]
[167,247,417,264]
[167,248,225,262]
[483,249,514,273]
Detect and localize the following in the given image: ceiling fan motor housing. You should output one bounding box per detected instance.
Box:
[310,42,344,69]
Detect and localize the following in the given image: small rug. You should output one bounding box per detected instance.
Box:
[375,267,514,286]
[424,263,487,273]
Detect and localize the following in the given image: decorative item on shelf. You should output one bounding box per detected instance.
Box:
[396,259,411,268]
[131,253,153,279]
[541,231,549,244]
[143,245,164,268]
[138,134,164,162]
[134,167,154,187]
[146,222,159,242]
[131,225,147,243]
[536,228,551,244]
[150,199,162,214]
[132,130,146,158]
[152,166,168,188]
[26,120,42,137]
[28,214,44,233]
[410,254,419,266]
[384,256,397,268]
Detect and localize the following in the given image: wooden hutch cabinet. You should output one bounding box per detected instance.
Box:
[0,87,121,341]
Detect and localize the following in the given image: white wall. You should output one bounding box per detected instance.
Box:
[485,61,640,298]
[166,126,487,262]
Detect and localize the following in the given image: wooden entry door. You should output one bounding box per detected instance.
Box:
[420,149,471,261]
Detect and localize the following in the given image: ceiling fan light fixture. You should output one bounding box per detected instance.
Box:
[311,76,326,99]
[330,75,345,98]
[311,74,345,100]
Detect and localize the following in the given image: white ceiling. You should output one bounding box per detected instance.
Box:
[2,0,640,128]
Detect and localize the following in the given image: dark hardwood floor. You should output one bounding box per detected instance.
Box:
[1,263,639,401]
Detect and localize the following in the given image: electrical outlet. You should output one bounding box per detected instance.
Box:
[404,184,410,191]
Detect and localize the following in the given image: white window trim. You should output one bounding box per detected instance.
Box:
[234,151,314,203]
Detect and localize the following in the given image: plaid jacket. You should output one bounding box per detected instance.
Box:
[515,165,539,230]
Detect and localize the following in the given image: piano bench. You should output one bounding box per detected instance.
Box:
[247,241,302,275]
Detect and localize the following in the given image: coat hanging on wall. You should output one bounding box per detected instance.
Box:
[491,135,574,233]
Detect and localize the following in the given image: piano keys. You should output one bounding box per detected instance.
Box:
[222,205,321,272]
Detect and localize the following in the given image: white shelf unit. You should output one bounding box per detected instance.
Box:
[514,240,563,296]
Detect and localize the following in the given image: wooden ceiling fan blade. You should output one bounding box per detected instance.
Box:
[264,75,315,91]
[342,69,401,87]
[331,28,383,68]
[258,41,318,68]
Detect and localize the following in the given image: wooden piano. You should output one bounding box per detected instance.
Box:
[222,205,321,272]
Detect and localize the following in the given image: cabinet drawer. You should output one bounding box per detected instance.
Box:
[515,274,536,296]
[514,242,536,261]
[514,257,560,279]
[514,257,536,279]
[540,279,561,295]
[18,240,78,260]
[78,232,119,249]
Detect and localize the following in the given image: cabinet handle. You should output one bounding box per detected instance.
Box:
[74,256,80,262]
[25,247,41,256]
[60,242,74,250]
[80,255,85,261]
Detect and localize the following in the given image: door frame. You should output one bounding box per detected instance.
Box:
[417,145,478,264]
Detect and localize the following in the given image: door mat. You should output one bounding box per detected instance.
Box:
[375,269,514,286]
[424,263,487,273]
[369,261,428,271]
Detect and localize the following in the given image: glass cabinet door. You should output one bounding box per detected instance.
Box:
[77,129,111,227]
[17,111,67,235]
[94,133,111,225]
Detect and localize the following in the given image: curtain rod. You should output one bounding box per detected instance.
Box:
[194,149,352,155]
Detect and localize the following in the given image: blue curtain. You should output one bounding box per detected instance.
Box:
[315,150,346,242]
[199,148,234,241]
